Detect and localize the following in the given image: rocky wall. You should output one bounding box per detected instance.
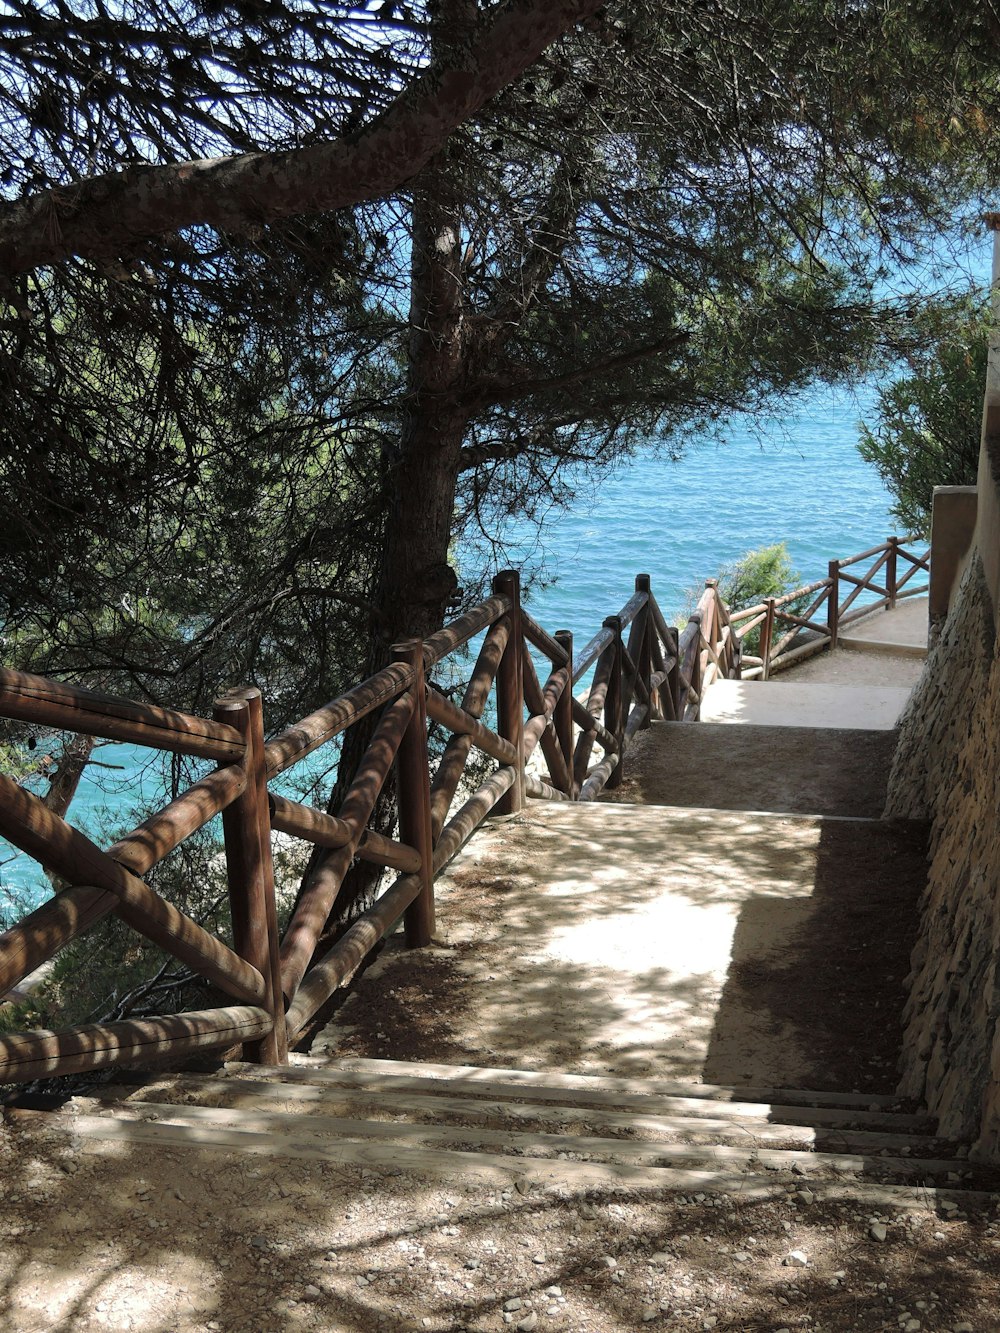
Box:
[886,555,1000,1150]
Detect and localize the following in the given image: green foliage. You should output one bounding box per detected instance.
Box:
[716,543,802,610]
[858,297,987,535]
[715,543,804,653]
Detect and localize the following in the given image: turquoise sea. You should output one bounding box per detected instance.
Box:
[0,384,902,917]
[497,384,898,639]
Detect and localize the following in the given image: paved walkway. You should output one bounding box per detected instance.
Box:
[700,679,912,728]
[839,596,929,656]
[702,597,930,726]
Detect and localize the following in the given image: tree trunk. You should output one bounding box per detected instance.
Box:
[43,733,95,821]
[297,3,476,938]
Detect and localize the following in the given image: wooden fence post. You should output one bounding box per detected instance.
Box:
[603,615,624,790]
[554,629,575,796]
[635,575,654,727]
[666,624,681,719]
[887,536,899,609]
[760,599,776,681]
[392,640,435,947]
[214,688,287,1065]
[492,569,525,815]
[687,611,703,708]
[827,560,840,649]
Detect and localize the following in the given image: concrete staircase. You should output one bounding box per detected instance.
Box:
[14,1058,999,1210]
[10,607,967,1211]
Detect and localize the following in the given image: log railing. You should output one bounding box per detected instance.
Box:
[1,536,922,1084]
[0,568,735,1084]
[729,535,929,680]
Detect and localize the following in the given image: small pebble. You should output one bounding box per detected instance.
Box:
[870,1223,888,1242]
[516,1314,538,1333]
[782,1250,809,1267]
[504,1299,522,1312]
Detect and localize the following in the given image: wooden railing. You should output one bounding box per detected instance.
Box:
[730,536,929,680]
[0,571,736,1085]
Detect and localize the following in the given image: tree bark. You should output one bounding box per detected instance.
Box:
[0,0,606,276]
[296,6,476,942]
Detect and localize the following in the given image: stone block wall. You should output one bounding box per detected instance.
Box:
[885,555,1000,1151]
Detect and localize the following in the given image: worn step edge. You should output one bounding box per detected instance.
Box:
[65,1099,977,1183]
[218,1064,931,1131]
[316,1058,907,1110]
[18,1110,993,1209]
[94,1075,950,1155]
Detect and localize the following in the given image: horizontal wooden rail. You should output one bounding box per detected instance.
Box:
[423,594,510,667]
[572,625,615,684]
[613,589,646,633]
[836,541,892,568]
[264,661,413,777]
[0,667,245,763]
[0,1006,272,1084]
[521,611,570,666]
[269,793,422,874]
[424,687,518,767]
[0,774,267,1006]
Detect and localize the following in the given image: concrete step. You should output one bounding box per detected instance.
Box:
[626,721,898,816]
[15,1058,996,1207]
[700,679,912,729]
[838,597,929,658]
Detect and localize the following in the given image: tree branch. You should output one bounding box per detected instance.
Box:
[0,0,606,277]
[466,329,691,407]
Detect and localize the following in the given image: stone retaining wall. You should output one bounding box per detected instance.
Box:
[885,555,1000,1151]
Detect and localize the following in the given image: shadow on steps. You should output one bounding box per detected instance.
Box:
[617,721,898,818]
[703,816,929,1092]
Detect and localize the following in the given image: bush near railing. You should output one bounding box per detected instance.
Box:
[730,535,929,679]
[0,571,737,1087]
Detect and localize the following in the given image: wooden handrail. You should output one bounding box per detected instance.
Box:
[572,624,615,683]
[269,793,422,873]
[0,667,245,762]
[521,610,570,666]
[423,594,511,666]
[0,1006,272,1084]
[109,763,247,876]
[264,660,413,777]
